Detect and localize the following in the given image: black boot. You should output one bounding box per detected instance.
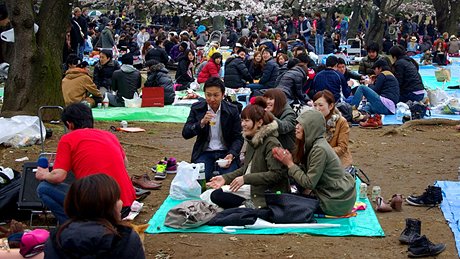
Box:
[406,185,443,207]
[407,235,446,257]
[399,218,421,244]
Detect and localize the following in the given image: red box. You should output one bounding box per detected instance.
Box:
[141,87,164,107]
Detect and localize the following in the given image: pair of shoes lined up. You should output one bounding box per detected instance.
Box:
[151,157,177,180]
[375,194,403,212]
[399,218,446,257]
[359,114,383,129]
[406,185,443,207]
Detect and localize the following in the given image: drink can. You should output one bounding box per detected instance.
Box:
[371,186,381,202]
[97,103,102,109]
[120,120,128,128]
[359,183,367,199]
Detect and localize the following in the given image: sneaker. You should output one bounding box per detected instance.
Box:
[152,160,167,180]
[406,186,443,207]
[408,235,446,257]
[166,157,177,174]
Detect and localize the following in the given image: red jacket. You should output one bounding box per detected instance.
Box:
[197,59,221,83]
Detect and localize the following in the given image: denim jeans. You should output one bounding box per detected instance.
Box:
[400,91,425,103]
[36,181,70,225]
[315,34,324,55]
[77,42,85,59]
[107,93,124,107]
[195,150,239,181]
[351,86,391,114]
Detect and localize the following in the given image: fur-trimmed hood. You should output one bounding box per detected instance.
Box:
[245,120,278,148]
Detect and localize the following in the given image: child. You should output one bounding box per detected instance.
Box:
[420,49,432,65]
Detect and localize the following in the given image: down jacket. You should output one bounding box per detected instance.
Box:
[393,55,424,102]
[259,58,279,88]
[276,65,310,105]
[197,58,221,83]
[224,55,253,89]
[144,63,176,105]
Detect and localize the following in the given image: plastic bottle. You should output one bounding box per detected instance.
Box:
[102,93,109,109]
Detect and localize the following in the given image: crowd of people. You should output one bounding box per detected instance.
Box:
[2,6,455,258]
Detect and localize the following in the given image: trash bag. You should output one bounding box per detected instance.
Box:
[0,116,45,148]
[169,161,202,200]
[123,92,142,108]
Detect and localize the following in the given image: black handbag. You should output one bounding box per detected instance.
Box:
[263,192,319,224]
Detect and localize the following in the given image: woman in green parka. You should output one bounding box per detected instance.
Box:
[273,109,356,216]
[207,97,289,209]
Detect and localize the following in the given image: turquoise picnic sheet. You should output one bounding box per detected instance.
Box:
[146,181,385,237]
[435,181,460,257]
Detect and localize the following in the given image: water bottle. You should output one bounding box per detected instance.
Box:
[102,93,109,109]
[396,106,403,121]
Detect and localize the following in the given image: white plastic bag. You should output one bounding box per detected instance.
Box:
[0,116,45,148]
[427,88,449,106]
[170,161,202,200]
[190,79,200,91]
[123,92,142,108]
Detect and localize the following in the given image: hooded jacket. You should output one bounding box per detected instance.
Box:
[100,27,115,48]
[145,47,169,65]
[144,63,176,105]
[288,110,356,216]
[111,64,142,103]
[44,221,145,259]
[224,55,253,89]
[393,55,424,101]
[222,121,289,208]
[197,58,221,83]
[93,60,120,90]
[276,65,310,105]
[62,68,102,107]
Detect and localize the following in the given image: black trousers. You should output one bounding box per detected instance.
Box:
[210,189,246,209]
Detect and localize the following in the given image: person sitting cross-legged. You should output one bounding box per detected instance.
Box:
[35,103,136,225]
[182,77,243,180]
[108,53,142,107]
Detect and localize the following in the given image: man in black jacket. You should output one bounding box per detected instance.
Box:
[182,77,243,180]
[276,59,310,105]
[109,53,141,107]
[224,48,253,89]
[145,39,169,65]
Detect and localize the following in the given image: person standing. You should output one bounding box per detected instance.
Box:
[298,14,312,43]
[313,12,326,55]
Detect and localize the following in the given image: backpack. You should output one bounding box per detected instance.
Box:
[407,101,430,120]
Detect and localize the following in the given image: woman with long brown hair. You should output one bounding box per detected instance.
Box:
[207,97,289,209]
[312,90,352,167]
[273,110,356,216]
[45,174,145,258]
[248,51,265,81]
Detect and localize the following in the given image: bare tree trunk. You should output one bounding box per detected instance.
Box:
[366,0,386,48]
[347,0,364,39]
[1,0,72,118]
[432,0,448,34]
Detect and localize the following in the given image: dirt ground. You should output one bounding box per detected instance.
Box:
[1,120,459,258]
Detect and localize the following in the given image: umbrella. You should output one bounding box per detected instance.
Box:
[88,10,102,17]
[222,218,340,233]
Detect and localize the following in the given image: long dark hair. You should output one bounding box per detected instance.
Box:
[263,88,287,117]
[57,174,123,244]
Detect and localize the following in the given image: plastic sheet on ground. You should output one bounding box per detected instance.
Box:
[92,106,191,123]
[146,180,385,237]
[435,181,460,257]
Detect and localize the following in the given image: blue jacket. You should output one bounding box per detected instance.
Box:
[182,100,243,163]
[312,68,350,102]
[369,70,400,106]
[259,58,279,88]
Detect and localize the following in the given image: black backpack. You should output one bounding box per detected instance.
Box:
[0,169,21,220]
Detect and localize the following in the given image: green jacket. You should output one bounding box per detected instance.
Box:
[274,104,297,153]
[288,110,356,216]
[222,121,289,208]
[358,54,391,76]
